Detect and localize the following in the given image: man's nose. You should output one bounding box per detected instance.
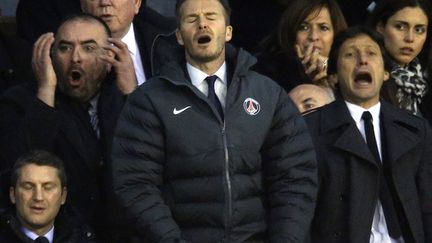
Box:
[33,187,43,201]
[72,48,82,63]
[198,17,208,30]
[99,0,111,6]
[358,52,368,65]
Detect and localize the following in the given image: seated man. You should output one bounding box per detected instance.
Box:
[305,26,432,242]
[0,13,135,239]
[0,150,97,243]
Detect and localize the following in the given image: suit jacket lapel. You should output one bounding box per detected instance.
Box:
[323,100,378,167]
[380,102,421,164]
[57,96,101,170]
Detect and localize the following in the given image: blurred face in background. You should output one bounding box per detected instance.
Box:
[377,6,428,66]
[289,84,334,114]
[296,7,334,57]
[81,0,142,38]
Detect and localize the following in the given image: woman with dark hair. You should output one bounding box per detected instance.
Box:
[368,0,431,116]
[254,0,347,92]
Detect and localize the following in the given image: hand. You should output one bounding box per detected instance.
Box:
[295,44,328,86]
[32,32,57,107]
[100,38,137,95]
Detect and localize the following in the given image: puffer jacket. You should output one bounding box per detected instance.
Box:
[111,44,318,243]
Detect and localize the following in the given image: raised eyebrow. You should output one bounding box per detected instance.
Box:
[58,40,73,46]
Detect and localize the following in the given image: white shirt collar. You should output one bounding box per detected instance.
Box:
[186,62,227,87]
[121,23,138,56]
[22,226,54,243]
[345,101,381,125]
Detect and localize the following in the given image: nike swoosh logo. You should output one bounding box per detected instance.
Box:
[173,106,192,115]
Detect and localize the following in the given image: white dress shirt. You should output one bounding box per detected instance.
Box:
[187,62,228,108]
[22,226,54,243]
[345,101,404,243]
[121,23,146,86]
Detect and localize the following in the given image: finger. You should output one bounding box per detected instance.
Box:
[313,72,327,82]
[103,44,130,62]
[295,44,304,60]
[41,35,55,61]
[99,53,117,66]
[305,62,318,75]
[33,33,53,64]
[301,44,314,65]
[108,38,129,50]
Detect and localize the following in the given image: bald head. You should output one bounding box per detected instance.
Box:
[289,84,334,114]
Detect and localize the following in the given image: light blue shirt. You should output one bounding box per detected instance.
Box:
[22,226,54,243]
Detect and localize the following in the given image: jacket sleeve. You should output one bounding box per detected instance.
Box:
[0,87,63,172]
[111,90,186,243]
[418,120,432,242]
[261,88,318,243]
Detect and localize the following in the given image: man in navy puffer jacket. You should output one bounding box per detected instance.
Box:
[111,0,318,242]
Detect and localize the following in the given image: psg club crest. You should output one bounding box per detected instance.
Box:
[243,98,260,115]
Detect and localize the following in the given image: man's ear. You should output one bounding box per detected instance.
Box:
[9,187,16,204]
[225,25,233,42]
[61,187,67,205]
[134,0,142,15]
[176,28,184,46]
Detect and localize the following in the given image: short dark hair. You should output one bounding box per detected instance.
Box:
[11,150,67,188]
[58,13,112,39]
[175,0,231,26]
[271,0,347,55]
[327,26,392,75]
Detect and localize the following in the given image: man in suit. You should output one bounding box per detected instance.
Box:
[305,26,432,242]
[80,0,176,85]
[0,13,135,240]
[0,150,97,243]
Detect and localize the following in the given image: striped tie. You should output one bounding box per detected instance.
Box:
[88,102,100,138]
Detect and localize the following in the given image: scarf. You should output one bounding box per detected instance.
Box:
[391,58,428,115]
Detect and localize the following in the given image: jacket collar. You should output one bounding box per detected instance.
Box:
[321,99,422,165]
[159,44,257,86]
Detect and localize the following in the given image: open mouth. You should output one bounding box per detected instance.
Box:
[354,72,372,84]
[71,71,82,80]
[197,35,212,44]
[71,71,82,81]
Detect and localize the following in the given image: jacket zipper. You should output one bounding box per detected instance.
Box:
[222,121,232,242]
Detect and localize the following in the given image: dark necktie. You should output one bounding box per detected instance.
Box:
[205,75,224,119]
[362,111,402,238]
[34,236,49,243]
[88,102,100,138]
